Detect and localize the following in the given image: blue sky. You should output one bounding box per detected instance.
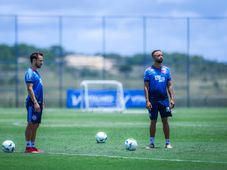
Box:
[0,0,227,62]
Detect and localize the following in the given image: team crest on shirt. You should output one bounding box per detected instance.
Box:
[161,67,167,74]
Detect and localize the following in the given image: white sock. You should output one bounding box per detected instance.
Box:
[166,139,170,145]
[31,141,35,148]
[26,141,32,147]
[150,137,154,144]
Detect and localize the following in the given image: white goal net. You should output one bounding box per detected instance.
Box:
[80,80,125,112]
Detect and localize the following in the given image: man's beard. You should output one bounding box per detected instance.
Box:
[156,58,163,63]
[36,64,42,68]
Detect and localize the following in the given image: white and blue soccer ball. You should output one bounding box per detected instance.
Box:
[95,132,107,143]
[2,140,15,153]
[125,138,138,151]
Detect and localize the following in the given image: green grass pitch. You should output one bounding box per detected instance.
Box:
[0,108,227,170]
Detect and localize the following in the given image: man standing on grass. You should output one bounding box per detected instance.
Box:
[24,52,44,153]
[144,50,175,149]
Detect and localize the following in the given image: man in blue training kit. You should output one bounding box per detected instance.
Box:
[144,50,175,149]
[24,52,44,153]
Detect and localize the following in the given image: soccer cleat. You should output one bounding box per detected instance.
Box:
[165,144,173,149]
[24,147,39,153]
[145,144,155,149]
[32,147,44,153]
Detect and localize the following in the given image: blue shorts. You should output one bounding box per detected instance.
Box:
[26,101,43,124]
[148,100,172,120]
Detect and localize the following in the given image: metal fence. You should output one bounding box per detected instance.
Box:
[0,15,227,107]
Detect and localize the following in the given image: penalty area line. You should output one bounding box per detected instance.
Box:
[46,152,227,164]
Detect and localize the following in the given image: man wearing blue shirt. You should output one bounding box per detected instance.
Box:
[144,50,175,149]
[24,52,44,153]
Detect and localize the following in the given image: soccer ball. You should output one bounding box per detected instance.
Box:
[2,140,15,153]
[125,138,137,151]
[95,132,107,143]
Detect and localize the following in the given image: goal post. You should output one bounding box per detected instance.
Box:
[80,80,125,112]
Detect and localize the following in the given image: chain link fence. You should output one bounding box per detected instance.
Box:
[0,15,227,107]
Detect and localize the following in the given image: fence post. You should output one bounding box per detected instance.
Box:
[59,16,63,107]
[102,16,106,80]
[186,18,191,107]
[15,15,19,107]
[143,16,147,67]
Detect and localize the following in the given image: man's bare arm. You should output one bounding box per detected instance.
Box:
[144,81,152,110]
[27,83,41,112]
[167,80,175,109]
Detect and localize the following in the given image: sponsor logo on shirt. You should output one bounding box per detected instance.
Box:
[155,75,165,82]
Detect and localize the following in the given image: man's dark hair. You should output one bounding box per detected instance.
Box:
[30,52,43,63]
[151,50,162,57]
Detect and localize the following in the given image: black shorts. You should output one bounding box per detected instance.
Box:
[148,100,172,120]
[26,101,43,124]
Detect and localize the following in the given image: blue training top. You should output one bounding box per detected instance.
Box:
[144,65,171,101]
[24,68,43,103]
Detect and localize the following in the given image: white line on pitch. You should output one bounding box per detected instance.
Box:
[12,122,227,128]
[46,152,227,164]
